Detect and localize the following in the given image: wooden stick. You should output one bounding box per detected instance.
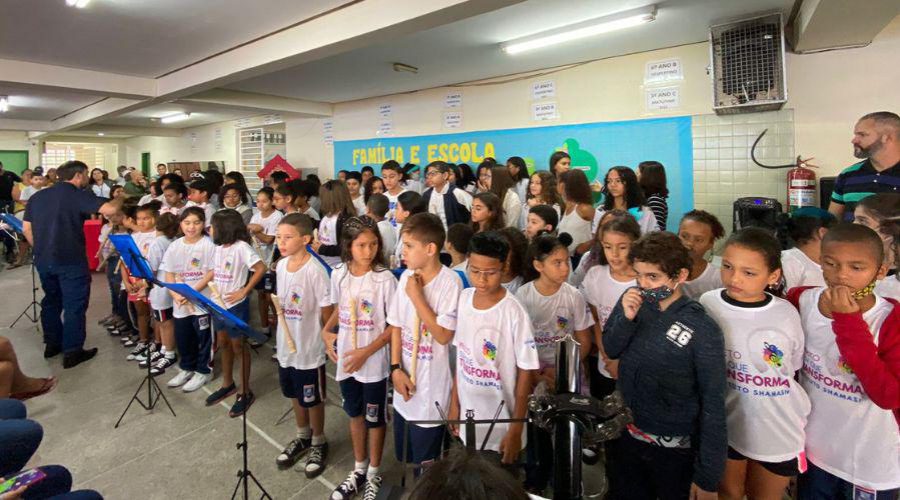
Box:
[410,311,421,385]
[176,274,197,313]
[269,294,297,353]
[113,259,122,274]
[207,282,227,309]
[349,297,358,350]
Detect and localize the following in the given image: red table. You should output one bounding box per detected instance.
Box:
[84,219,102,271]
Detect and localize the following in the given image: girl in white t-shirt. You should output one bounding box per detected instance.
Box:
[312,180,356,268]
[471,192,504,233]
[678,210,726,300]
[247,187,283,334]
[579,215,641,394]
[505,156,531,209]
[161,206,217,393]
[516,232,594,492]
[700,228,810,500]
[522,171,563,230]
[775,208,834,290]
[272,213,334,476]
[204,210,266,417]
[122,203,159,358]
[321,216,397,499]
[590,166,658,235]
[140,212,178,375]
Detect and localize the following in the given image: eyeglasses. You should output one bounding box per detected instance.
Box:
[607,178,624,185]
[426,170,445,178]
[467,265,501,280]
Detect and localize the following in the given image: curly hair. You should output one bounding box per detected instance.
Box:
[628,231,692,278]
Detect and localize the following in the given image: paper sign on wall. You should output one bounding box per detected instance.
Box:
[645,58,683,84]
[263,114,283,125]
[378,104,392,119]
[443,112,462,129]
[323,120,334,147]
[646,86,680,110]
[235,118,251,128]
[532,102,558,121]
[378,120,393,136]
[532,80,555,100]
[445,92,463,108]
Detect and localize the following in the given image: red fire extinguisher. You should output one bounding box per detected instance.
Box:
[751,129,818,212]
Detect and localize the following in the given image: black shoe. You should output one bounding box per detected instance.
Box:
[304,442,328,478]
[276,436,311,469]
[63,348,98,369]
[43,345,62,359]
[228,391,255,418]
[205,383,237,406]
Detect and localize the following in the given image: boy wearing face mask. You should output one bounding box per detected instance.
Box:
[786,223,899,499]
[603,232,727,500]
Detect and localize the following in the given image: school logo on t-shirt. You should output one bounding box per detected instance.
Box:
[224,260,233,272]
[360,299,373,315]
[556,315,569,331]
[290,292,301,305]
[190,257,201,268]
[836,356,854,375]
[762,342,784,368]
[482,339,497,362]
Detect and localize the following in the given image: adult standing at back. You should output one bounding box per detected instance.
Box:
[829,111,900,221]
[23,161,122,368]
[0,161,22,214]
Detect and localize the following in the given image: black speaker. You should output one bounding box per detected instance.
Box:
[819,176,836,210]
[733,197,783,232]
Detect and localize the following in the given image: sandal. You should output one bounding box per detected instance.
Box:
[10,377,58,401]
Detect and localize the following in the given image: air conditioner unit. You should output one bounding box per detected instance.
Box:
[710,12,787,115]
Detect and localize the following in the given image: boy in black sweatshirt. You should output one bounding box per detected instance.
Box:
[603,232,726,500]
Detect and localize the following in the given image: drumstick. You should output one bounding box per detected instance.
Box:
[269,294,297,353]
[207,282,227,308]
[113,258,121,274]
[349,297,358,350]
[176,273,197,313]
[410,311,421,385]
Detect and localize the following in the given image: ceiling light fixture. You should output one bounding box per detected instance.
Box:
[0,96,8,113]
[65,0,91,8]
[392,63,419,74]
[160,113,191,124]
[501,5,657,55]
[97,132,105,136]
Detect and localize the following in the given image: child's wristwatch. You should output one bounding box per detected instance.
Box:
[390,363,402,374]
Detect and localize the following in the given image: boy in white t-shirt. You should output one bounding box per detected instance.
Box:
[365,194,396,263]
[450,231,540,463]
[388,213,463,475]
[787,224,900,498]
[380,160,407,227]
[186,180,216,228]
[272,213,334,478]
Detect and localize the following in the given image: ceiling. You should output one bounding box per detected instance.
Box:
[99,101,259,128]
[227,0,795,103]
[0,0,355,77]
[0,85,100,121]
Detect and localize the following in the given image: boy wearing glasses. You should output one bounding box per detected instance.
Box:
[449,231,539,464]
[421,161,472,230]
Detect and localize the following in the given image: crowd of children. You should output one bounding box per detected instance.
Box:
[86,158,898,500]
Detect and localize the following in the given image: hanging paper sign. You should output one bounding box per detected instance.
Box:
[646,86,680,110]
[532,102,558,121]
[445,92,463,108]
[532,80,556,100]
[645,58,683,84]
[443,112,462,129]
[378,121,393,136]
[378,104,392,119]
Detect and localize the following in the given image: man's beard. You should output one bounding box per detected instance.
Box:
[854,141,882,159]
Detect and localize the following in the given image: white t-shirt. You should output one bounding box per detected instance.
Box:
[514,178,529,205]
[453,288,540,452]
[377,219,396,262]
[302,206,320,221]
[98,224,116,260]
[579,265,636,377]
[330,266,397,383]
[700,290,810,462]
[515,282,594,370]
[212,241,261,308]
[131,231,157,263]
[451,259,467,273]
[502,189,521,229]
[427,183,472,229]
[568,250,591,288]
[249,210,283,265]
[317,214,342,268]
[591,207,658,235]
[91,183,111,198]
[501,275,524,295]
[781,247,825,290]
[159,236,216,318]
[797,288,900,490]
[385,189,406,227]
[682,262,723,300]
[558,207,592,254]
[387,267,462,427]
[352,195,366,216]
[875,275,899,299]
[185,201,216,228]
[147,235,173,311]
[275,256,332,370]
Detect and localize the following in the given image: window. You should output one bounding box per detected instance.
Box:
[41,143,106,171]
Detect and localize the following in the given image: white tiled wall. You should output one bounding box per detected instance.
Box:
[691,109,795,238]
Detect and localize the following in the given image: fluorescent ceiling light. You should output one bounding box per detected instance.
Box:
[160,113,190,124]
[0,96,8,113]
[66,0,90,7]
[501,5,656,55]
[97,132,105,136]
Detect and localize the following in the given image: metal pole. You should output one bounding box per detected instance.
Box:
[553,334,582,500]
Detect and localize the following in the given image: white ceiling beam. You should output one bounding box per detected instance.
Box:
[0,59,156,98]
[180,89,332,117]
[71,125,184,138]
[0,119,52,132]
[30,97,149,139]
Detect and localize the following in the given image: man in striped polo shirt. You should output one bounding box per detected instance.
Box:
[829,111,900,221]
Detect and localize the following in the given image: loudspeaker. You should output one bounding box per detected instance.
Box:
[733,197,783,232]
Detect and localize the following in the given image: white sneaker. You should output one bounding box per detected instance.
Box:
[167,369,193,388]
[182,372,211,392]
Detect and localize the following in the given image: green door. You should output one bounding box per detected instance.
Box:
[141,152,150,177]
[0,150,29,175]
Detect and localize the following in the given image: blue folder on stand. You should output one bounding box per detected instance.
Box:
[109,234,154,280]
[0,213,24,234]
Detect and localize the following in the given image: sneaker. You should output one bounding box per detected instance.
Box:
[304,442,328,478]
[363,474,382,500]
[135,343,159,363]
[122,336,140,348]
[150,355,177,376]
[582,444,600,466]
[182,372,211,392]
[331,470,366,500]
[228,391,255,418]
[138,348,164,368]
[167,369,193,388]
[126,342,148,361]
[205,383,237,406]
[276,436,311,469]
[98,314,116,325]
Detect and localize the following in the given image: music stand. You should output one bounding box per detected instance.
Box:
[2,213,40,328]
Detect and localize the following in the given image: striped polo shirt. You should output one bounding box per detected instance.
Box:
[831,159,900,218]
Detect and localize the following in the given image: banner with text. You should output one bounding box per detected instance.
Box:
[334,116,693,230]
